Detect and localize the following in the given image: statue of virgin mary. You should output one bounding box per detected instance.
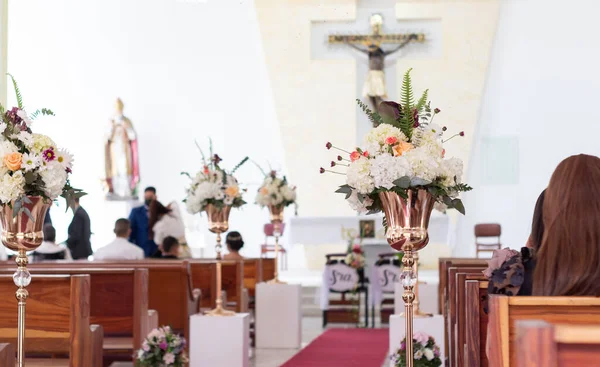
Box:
[104,98,140,200]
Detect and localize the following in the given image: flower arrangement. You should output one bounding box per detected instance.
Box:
[254,165,297,210]
[182,139,248,214]
[0,75,84,214]
[136,326,187,367]
[345,242,365,269]
[390,332,442,367]
[321,68,471,215]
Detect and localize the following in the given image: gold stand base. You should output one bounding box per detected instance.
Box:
[204,304,235,317]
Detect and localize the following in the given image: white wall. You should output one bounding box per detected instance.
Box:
[456,0,600,255]
[7,0,284,256]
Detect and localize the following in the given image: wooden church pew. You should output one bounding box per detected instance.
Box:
[242,258,263,299]
[517,320,600,367]
[487,295,600,367]
[438,258,488,314]
[446,266,486,364]
[0,274,103,367]
[15,260,200,341]
[465,280,489,367]
[189,260,243,312]
[0,343,14,366]
[261,258,275,283]
[454,272,488,367]
[0,267,155,361]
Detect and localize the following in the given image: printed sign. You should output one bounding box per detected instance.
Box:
[324,263,359,292]
[376,264,401,292]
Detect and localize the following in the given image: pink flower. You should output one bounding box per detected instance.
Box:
[42,148,55,162]
[483,248,519,278]
[433,346,440,357]
[159,341,168,350]
[352,244,362,254]
[413,331,429,345]
[441,149,446,158]
[163,352,175,364]
[385,136,398,145]
[350,151,361,162]
[142,341,150,352]
[400,340,406,351]
[362,151,369,158]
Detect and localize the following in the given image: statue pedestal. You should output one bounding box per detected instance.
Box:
[189,313,250,367]
[256,283,302,349]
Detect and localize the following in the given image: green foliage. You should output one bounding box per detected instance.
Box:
[231,156,249,174]
[356,99,384,127]
[194,139,207,165]
[7,73,24,109]
[61,184,87,212]
[251,159,267,177]
[30,108,55,120]
[398,68,415,138]
[415,89,429,113]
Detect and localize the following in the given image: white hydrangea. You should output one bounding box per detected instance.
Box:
[363,124,407,154]
[40,161,67,200]
[0,139,18,159]
[370,153,413,189]
[413,124,444,157]
[0,170,25,203]
[346,189,373,213]
[438,157,463,187]
[31,133,56,154]
[404,147,441,184]
[281,185,296,202]
[346,156,374,194]
[255,175,297,207]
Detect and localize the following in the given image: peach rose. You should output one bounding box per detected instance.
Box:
[225,186,240,197]
[260,187,269,195]
[392,141,414,156]
[4,152,22,171]
[350,151,361,162]
[385,136,398,145]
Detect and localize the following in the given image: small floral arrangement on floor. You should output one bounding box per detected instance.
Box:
[391,332,442,367]
[345,243,365,270]
[136,326,188,367]
[254,164,297,210]
[0,74,85,214]
[182,139,248,214]
[321,68,471,215]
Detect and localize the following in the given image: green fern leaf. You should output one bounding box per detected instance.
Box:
[399,68,415,138]
[416,89,429,113]
[7,73,24,109]
[30,108,55,120]
[356,99,384,127]
[231,156,249,174]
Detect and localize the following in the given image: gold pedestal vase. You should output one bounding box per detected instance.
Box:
[0,196,51,367]
[204,204,235,317]
[266,205,285,284]
[379,190,434,367]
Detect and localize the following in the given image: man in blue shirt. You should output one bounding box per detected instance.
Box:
[128,186,158,257]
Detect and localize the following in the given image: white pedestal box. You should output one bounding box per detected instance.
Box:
[389,314,445,367]
[256,283,302,349]
[189,313,249,367]
[394,282,438,315]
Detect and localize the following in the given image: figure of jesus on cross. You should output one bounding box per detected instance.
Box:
[329,14,425,120]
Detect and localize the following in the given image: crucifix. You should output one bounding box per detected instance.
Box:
[329,14,425,116]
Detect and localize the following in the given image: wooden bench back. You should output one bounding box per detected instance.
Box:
[455,272,488,367]
[0,343,13,366]
[261,258,275,282]
[188,260,243,312]
[517,320,600,367]
[488,295,600,367]
[0,274,91,364]
[0,267,148,351]
[446,266,486,363]
[13,260,199,340]
[242,258,263,297]
[465,280,489,367]
[438,258,488,314]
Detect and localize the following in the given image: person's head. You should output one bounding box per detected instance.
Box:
[114,218,131,238]
[162,236,180,256]
[527,189,546,251]
[70,197,80,212]
[144,187,157,206]
[148,200,171,238]
[226,231,244,253]
[43,224,56,243]
[534,154,600,296]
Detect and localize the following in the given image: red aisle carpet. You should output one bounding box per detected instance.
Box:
[281,328,389,367]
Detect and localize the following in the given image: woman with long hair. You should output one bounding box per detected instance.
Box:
[149,200,192,258]
[534,154,600,296]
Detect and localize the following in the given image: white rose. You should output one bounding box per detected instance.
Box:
[414,349,424,360]
[423,348,434,361]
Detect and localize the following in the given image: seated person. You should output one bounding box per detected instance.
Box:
[223,231,244,261]
[159,236,180,259]
[32,224,73,261]
[94,218,144,260]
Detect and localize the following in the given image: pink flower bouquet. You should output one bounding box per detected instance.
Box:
[136,326,188,367]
